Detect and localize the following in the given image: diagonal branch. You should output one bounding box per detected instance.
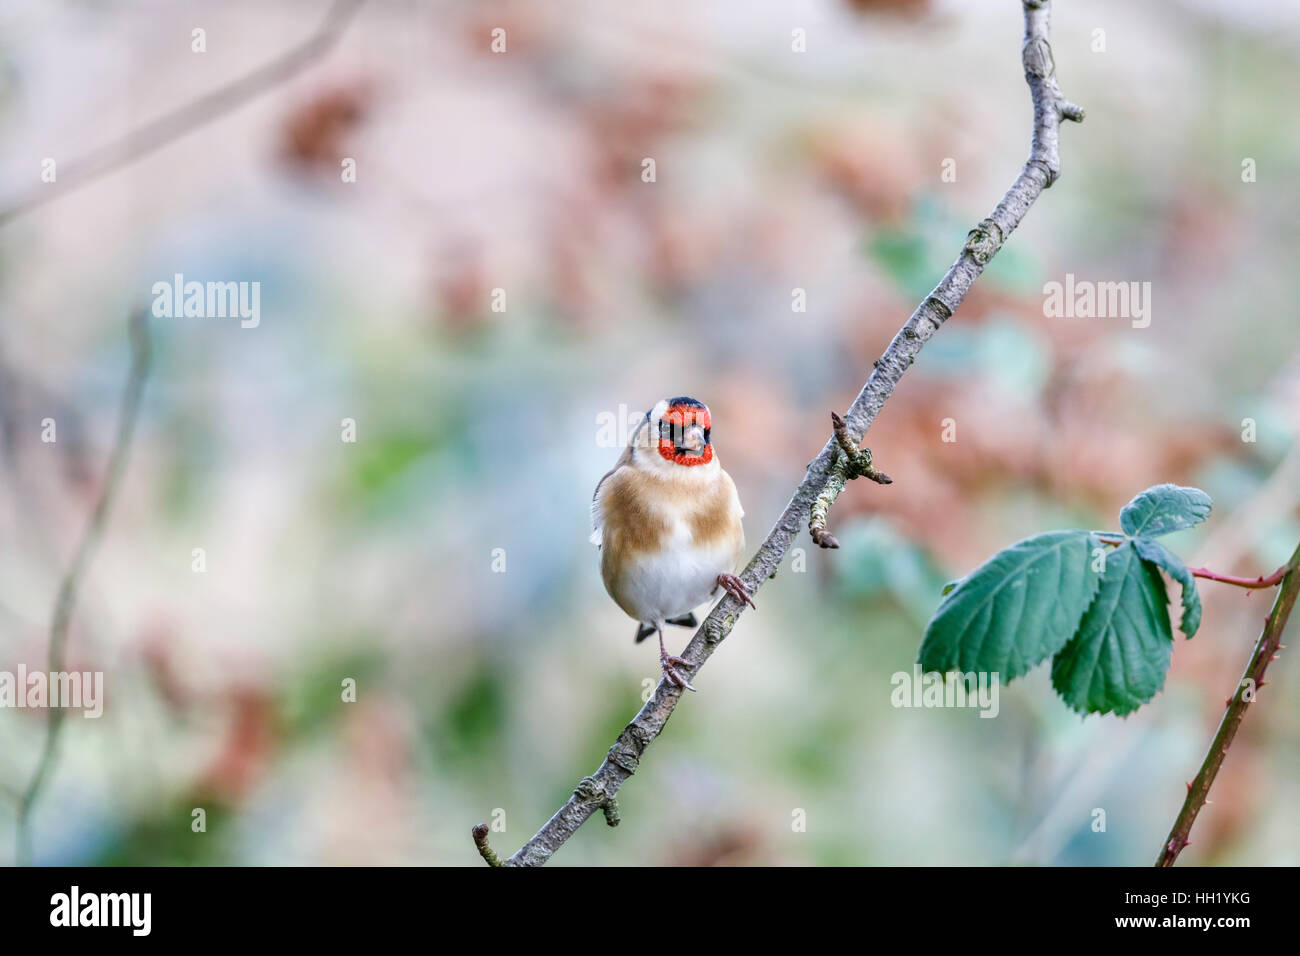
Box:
[484,0,1084,867]
[13,308,152,866]
[1156,539,1300,866]
[0,0,367,227]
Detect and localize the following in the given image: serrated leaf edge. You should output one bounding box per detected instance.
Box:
[921,530,1099,681]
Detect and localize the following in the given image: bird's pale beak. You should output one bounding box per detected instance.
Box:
[682,423,706,451]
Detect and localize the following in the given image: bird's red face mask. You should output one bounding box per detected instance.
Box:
[656,399,713,466]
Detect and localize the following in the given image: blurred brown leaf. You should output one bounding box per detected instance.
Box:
[278,82,373,175]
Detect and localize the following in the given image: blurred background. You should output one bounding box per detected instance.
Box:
[0,0,1297,866]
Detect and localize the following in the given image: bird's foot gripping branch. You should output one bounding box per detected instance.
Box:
[917,483,1300,866]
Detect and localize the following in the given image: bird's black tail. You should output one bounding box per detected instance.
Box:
[635,612,697,643]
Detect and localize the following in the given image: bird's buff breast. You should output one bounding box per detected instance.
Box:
[599,471,743,623]
[603,523,738,623]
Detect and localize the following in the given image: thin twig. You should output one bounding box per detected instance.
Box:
[472,825,504,867]
[1187,565,1287,589]
[1097,531,1287,589]
[13,309,152,866]
[485,0,1083,867]
[809,412,892,549]
[0,0,367,227]
[1155,540,1300,866]
[808,464,849,549]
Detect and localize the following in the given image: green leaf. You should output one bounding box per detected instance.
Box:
[1050,541,1173,716]
[1119,484,1212,538]
[1132,537,1202,639]
[919,531,1100,681]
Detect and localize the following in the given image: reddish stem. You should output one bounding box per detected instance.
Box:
[1188,565,1287,590]
[1095,534,1285,591]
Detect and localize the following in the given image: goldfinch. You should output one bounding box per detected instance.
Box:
[591,397,753,690]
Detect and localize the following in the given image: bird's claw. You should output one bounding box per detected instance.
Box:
[716,573,756,609]
[660,653,696,692]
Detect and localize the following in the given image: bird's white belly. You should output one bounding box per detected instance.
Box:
[621,522,732,623]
